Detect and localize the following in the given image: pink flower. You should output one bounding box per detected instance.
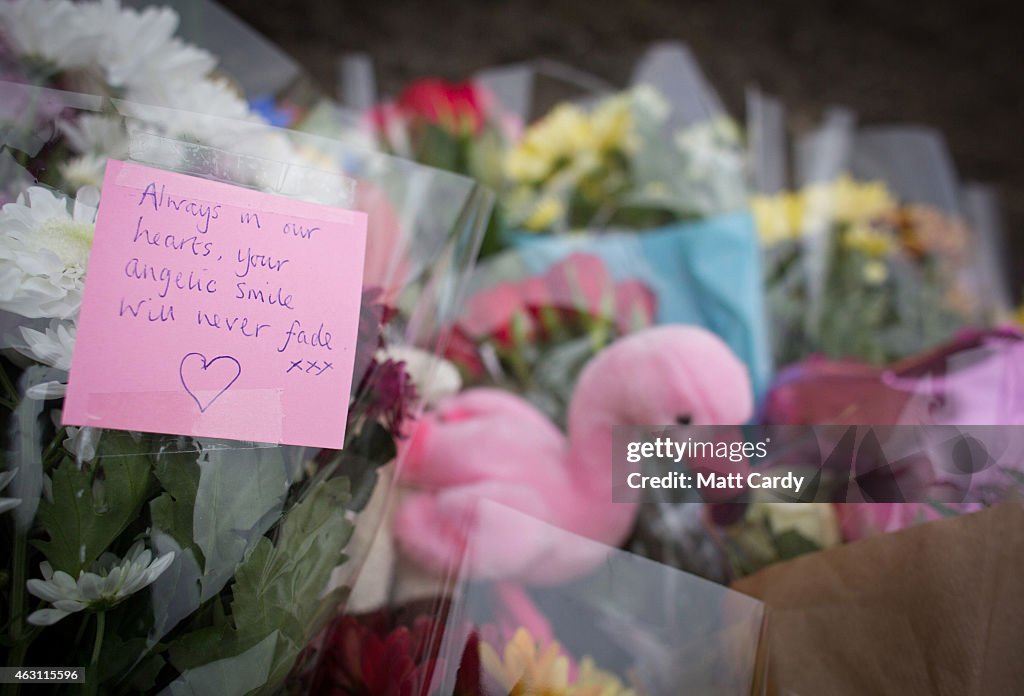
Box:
[458,253,657,348]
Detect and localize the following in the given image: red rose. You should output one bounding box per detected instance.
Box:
[395,79,490,136]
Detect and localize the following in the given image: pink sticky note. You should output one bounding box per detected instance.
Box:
[63,160,367,449]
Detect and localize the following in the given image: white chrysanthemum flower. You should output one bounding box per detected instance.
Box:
[0,0,99,72]
[377,346,462,406]
[84,0,216,92]
[0,186,98,320]
[0,0,215,94]
[133,76,260,138]
[26,541,175,626]
[0,469,21,515]
[16,318,74,370]
[59,114,128,157]
[59,155,109,190]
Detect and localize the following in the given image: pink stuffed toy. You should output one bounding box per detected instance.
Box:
[393,325,753,585]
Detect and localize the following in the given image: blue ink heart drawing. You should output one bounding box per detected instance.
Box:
[179,352,241,413]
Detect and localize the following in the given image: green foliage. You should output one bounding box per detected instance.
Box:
[33,432,154,575]
[168,476,354,694]
[771,529,822,561]
[192,445,290,602]
[150,447,203,563]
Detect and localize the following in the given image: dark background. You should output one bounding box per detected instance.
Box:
[222,0,1023,294]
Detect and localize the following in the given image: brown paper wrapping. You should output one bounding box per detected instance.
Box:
[732,503,1024,696]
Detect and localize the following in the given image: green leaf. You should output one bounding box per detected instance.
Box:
[34,432,154,574]
[232,477,354,690]
[164,630,279,696]
[150,447,202,559]
[148,532,203,649]
[168,625,235,671]
[772,529,822,561]
[168,477,354,693]
[192,444,290,602]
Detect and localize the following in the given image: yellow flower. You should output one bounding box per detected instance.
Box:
[524,196,565,231]
[843,223,895,257]
[747,502,840,549]
[831,175,897,223]
[862,260,889,285]
[753,175,899,246]
[504,104,593,184]
[751,192,802,245]
[802,175,896,228]
[506,147,556,183]
[480,628,570,695]
[479,628,636,696]
[1015,305,1024,327]
[571,657,638,696]
[589,95,633,153]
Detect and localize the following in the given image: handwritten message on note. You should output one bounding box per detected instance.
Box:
[63,160,367,448]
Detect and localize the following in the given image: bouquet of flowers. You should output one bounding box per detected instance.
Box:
[748,94,1004,367]
[755,173,980,366]
[0,3,491,692]
[447,251,657,423]
[475,43,770,397]
[367,79,511,189]
[303,503,767,696]
[502,85,745,234]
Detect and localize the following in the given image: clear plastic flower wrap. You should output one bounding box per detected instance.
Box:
[0,81,489,694]
[302,501,767,695]
[747,91,1008,367]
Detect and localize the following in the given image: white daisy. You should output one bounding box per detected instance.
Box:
[0,186,97,320]
[27,541,175,626]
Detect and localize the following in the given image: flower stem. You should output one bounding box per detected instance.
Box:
[42,428,66,467]
[2,534,29,696]
[84,611,105,696]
